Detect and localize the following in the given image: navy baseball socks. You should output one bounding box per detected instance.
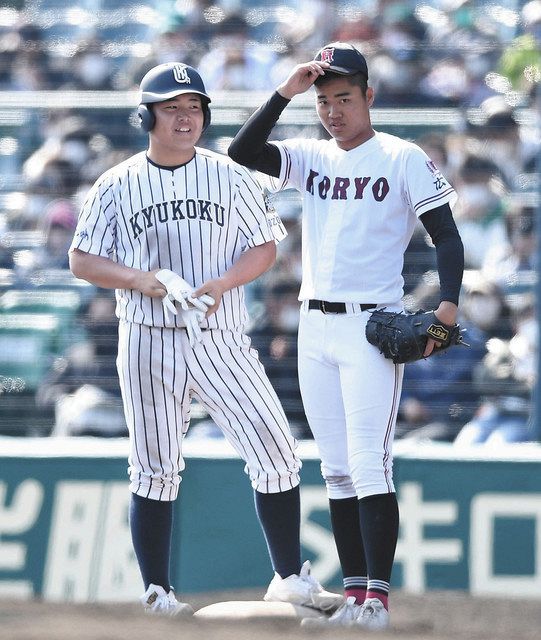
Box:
[256,486,343,612]
[329,493,398,609]
[358,492,399,612]
[130,493,192,616]
[329,496,368,604]
[302,492,396,630]
[129,493,173,590]
[254,485,302,578]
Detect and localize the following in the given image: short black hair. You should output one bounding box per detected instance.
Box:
[314,71,368,96]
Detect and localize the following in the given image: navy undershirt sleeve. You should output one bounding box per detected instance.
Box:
[419,203,464,306]
[228,91,288,177]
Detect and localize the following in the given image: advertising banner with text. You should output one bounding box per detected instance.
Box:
[1,438,540,601]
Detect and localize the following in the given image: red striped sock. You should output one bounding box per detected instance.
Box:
[345,588,367,604]
[366,590,388,610]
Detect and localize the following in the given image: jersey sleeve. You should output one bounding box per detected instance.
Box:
[70,174,117,258]
[234,167,287,248]
[403,145,457,218]
[259,138,310,193]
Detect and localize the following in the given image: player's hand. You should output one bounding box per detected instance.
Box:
[192,278,226,317]
[423,301,458,358]
[153,269,213,324]
[135,269,169,298]
[277,61,329,100]
[155,269,205,310]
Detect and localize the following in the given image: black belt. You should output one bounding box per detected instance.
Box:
[308,300,377,314]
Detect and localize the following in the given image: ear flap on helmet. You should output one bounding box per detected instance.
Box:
[202,102,211,132]
[138,104,155,132]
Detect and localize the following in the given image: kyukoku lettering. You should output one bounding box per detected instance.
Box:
[129,199,225,239]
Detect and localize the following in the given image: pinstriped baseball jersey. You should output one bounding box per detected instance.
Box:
[264,131,457,304]
[71,146,299,500]
[71,147,280,332]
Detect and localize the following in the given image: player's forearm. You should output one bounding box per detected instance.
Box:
[69,248,163,297]
[222,241,277,290]
[192,242,277,316]
[228,92,286,176]
[434,234,464,307]
[70,249,138,288]
[420,204,464,306]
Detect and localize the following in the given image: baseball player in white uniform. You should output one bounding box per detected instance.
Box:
[229,43,464,630]
[69,62,341,615]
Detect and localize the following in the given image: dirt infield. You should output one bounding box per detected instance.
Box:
[3,589,540,640]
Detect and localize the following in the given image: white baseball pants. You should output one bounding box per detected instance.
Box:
[297,303,404,499]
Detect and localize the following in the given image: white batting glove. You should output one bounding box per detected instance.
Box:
[155,269,215,323]
[180,308,206,347]
[155,269,200,310]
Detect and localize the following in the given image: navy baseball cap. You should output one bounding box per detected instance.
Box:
[314,42,369,79]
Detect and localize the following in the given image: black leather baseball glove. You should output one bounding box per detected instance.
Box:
[365,309,466,364]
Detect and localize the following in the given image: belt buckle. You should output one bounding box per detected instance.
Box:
[320,300,328,314]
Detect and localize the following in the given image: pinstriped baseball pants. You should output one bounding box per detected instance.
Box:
[116,320,301,501]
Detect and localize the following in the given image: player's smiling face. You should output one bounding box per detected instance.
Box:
[148,93,205,164]
[315,77,374,151]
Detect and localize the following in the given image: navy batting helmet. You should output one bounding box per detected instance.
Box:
[137,62,211,133]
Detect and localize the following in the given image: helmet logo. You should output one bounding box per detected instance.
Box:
[320,48,334,63]
[173,63,191,84]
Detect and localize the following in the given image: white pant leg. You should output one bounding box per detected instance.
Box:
[298,308,356,499]
[117,320,190,501]
[333,313,404,498]
[186,329,301,494]
[298,307,403,499]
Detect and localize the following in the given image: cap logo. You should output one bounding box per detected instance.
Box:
[173,63,191,84]
[320,48,334,64]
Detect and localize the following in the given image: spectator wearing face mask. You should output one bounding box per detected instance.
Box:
[453,154,507,269]
[482,206,537,296]
[369,49,428,107]
[21,117,93,224]
[460,276,510,338]
[66,36,114,90]
[197,12,277,91]
[6,21,56,90]
[464,97,539,189]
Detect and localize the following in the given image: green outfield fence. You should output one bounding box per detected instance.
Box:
[1,436,541,601]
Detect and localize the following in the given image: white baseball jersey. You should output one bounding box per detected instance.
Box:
[71,147,284,332]
[265,131,457,305]
[261,130,457,500]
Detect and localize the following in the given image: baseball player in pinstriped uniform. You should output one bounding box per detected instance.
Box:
[69,62,342,615]
[229,43,464,629]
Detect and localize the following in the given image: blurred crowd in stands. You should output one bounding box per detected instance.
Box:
[0,0,540,446]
